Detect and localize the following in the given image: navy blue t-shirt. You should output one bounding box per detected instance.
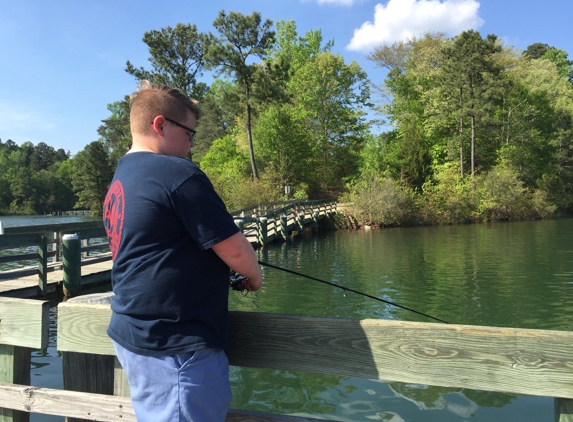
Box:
[103,152,239,356]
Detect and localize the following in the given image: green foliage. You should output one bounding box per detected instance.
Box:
[98,96,131,168]
[476,165,529,220]
[523,43,551,60]
[253,104,312,188]
[71,141,114,215]
[542,48,573,83]
[206,10,276,180]
[193,80,239,164]
[200,134,282,209]
[125,23,210,100]
[421,164,478,224]
[0,139,73,214]
[347,173,415,226]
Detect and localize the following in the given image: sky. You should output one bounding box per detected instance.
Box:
[1,0,572,155]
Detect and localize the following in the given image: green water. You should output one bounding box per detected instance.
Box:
[227,219,573,421]
[20,218,573,421]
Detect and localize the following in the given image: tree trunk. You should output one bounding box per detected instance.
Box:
[245,84,259,181]
[471,114,476,177]
[459,116,464,178]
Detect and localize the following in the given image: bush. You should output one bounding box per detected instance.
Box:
[421,164,478,224]
[348,173,415,226]
[476,166,528,220]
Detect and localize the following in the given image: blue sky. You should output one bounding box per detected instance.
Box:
[1,0,572,155]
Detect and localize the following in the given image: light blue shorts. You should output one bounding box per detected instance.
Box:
[113,341,232,422]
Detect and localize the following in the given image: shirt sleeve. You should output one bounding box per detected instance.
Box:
[170,171,239,250]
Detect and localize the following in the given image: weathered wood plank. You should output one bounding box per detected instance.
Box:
[228,313,573,399]
[0,298,49,349]
[0,383,335,422]
[0,346,31,422]
[57,304,573,399]
[57,303,113,355]
[0,254,38,264]
[0,383,135,421]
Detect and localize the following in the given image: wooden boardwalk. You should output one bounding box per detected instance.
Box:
[0,256,112,298]
[0,199,338,299]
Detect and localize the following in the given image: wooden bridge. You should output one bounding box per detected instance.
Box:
[0,199,338,299]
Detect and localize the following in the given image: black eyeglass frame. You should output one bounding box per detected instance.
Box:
[163,117,197,141]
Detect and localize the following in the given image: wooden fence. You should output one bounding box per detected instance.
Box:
[0,296,572,421]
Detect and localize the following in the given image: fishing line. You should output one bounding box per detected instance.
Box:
[258,260,450,324]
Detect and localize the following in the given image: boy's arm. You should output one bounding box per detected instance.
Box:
[211,231,263,291]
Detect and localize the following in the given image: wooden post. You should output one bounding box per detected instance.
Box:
[63,293,116,422]
[280,215,288,240]
[0,298,49,422]
[297,212,305,232]
[52,231,60,265]
[257,217,268,245]
[62,234,81,299]
[311,212,319,231]
[82,238,89,258]
[0,345,31,422]
[234,219,244,234]
[556,398,573,422]
[37,235,48,295]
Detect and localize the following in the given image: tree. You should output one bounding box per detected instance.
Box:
[71,141,114,214]
[98,96,131,167]
[254,104,313,194]
[523,42,550,60]
[29,142,61,172]
[207,10,276,181]
[439,30,503,177]
[192,80,238,164]
[288,51,371,193]
[542,48,573,83]
[367,32,446,188]
[126,23,210,100]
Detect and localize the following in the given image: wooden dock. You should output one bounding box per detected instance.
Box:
[0,199,338,299]
[0,258,112,298]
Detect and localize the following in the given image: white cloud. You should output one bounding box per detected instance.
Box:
[347,0,484,51]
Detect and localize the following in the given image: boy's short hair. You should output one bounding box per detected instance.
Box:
[129,80,202,135]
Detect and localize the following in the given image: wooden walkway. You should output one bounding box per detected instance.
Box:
[0,256,112,298]
[0,199,338,299]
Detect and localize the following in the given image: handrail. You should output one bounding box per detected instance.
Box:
[2,296,570,421]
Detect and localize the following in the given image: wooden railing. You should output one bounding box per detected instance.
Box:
[0,221,109,294]
[0,200,337,293]
[1,295,572,421]
[232,199,337,245]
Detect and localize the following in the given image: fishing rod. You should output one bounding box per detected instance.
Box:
[257,260,450,325]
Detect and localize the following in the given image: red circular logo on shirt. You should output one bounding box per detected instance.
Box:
[103,180,124,260]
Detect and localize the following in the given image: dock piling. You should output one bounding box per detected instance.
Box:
[62,234,81,299]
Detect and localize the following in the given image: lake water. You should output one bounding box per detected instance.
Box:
[4,216,573,421]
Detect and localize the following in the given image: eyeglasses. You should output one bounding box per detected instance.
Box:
[164,117,197,142]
